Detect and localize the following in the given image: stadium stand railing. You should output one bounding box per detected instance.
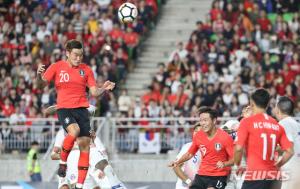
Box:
[1,117,300,157]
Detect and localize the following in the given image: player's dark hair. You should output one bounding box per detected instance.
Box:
[198,106,218,120]
[277,96,294,116]
[250,88,270,109]
[65,39,83,52]
[31,141,39,146]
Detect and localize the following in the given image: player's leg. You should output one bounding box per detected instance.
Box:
[57,176,71,189]
[269,180,281,189]
[189,175,206,189]
[82,173,101,189]
[241,180,269,189]
[94,159,127,189]
[225,177,237,189]
[76,136,90,189]
[207,176,227,189]
[74,108,91,189]
[57,109,80,177]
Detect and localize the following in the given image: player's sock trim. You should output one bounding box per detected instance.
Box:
[75,183,83,188]
[61,147,71,153]
[78,166,89,170]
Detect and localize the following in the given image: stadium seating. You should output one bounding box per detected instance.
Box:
[134,0,300,119]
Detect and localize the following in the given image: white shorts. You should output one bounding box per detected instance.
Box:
[281,159,300,189]
[57,174,98,189]
[175,180,188,189]
[89,170,111,189]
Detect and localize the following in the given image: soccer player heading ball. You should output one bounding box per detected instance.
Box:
[37,39,115,189]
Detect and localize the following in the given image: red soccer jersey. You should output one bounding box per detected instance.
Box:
[43,60,96,109]
[236,113,292,175]
[188,129,234,176]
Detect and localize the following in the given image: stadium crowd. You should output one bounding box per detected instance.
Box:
[121,0,300,121]
[115,0,300,153]
[0,0,299,153]
[0,0,162,152]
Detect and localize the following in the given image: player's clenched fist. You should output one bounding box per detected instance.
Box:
[168,160,179,168]
[103,80,116,91]
[37,64,46,75]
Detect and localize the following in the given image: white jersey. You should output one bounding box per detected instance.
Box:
[175,142,201,189]
[279,117,300,160]
[54,129,110,189]
[279,117,300,189]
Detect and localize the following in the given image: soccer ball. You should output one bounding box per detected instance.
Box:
[118,2,138,23]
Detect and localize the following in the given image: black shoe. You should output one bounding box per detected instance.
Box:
[57,163,67,177]
[75,186,82,189]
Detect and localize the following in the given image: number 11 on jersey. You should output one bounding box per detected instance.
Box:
[261,133,276,161]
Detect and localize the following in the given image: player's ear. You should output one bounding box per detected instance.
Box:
[66,50,70,58]
[213,118,217,125]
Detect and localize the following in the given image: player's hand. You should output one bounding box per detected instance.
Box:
[233,165,246,176]
[90,130,96,142]
[37,64,46,75]
[44,105,57,115]
[102,80,115,91]
[53,147,61,154]
[216,161,225,168]
[241,106,252,118]
[274,156,283,168]
[98,170,105,179]
[168,160,179,168]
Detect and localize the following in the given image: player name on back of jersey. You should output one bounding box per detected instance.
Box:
[253,122,279,131]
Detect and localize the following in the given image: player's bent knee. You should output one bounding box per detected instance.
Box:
[95,159,109,171]
[93,187,101,189]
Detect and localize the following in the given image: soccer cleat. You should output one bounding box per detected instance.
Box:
[57,163,67,177]
[112,184,127,189]
[74,187,82,189]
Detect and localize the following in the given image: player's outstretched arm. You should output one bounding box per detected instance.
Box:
[168,152,193,168]
[36,64,48,88]
[45,105,58,115]
[274,146,294,168]
[217,158,234,169]
[89,80,116,97]
[173,164,192,186]
[234,144,243,166]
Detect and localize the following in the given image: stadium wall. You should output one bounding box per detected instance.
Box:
[0,154,178,182]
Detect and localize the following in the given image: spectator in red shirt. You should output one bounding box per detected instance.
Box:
[281,64,296,86]
[224,3,238,24]
[123,27,139,47]
[142,86,161,105]
[1,98,15,117]
[210,0,223,21]
[257,10,271,32]
[109,23,124,41]
[168,85,188,109]
[288,53,300,74]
